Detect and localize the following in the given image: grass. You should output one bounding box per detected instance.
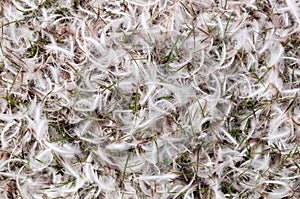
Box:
[0,0,300,198]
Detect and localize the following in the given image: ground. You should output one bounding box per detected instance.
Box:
[0,0,300,198]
